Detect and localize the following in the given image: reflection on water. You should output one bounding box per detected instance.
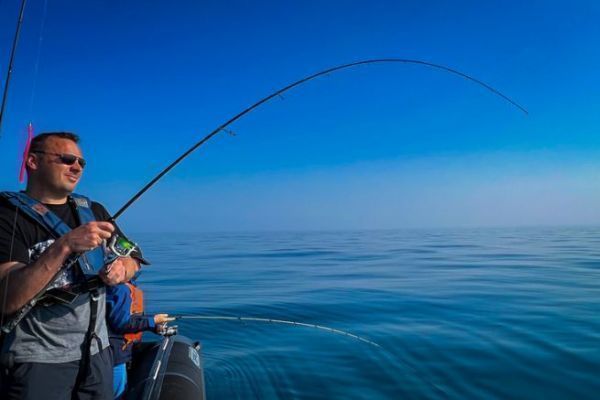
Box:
[137,227,600,399]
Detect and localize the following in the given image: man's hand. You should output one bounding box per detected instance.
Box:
[99,256,139,286]
[0,223,114,314]
[59,221,114,253]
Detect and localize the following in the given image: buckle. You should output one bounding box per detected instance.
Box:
[90,290,101,301]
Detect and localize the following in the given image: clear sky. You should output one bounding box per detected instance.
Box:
[1,0,599,232]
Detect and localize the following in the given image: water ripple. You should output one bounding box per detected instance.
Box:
[136,227,600,399]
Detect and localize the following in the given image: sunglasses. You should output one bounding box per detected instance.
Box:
[31,150,87,168]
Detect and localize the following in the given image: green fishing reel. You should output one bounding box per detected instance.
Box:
[104,234,138,265]
[109,234,138,257]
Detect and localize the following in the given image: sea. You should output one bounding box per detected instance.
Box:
[136,227,600,399]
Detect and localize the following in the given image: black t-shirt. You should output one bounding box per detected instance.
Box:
[0,196,119,266]
[0,194,124,363]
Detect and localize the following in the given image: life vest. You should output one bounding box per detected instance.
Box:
[0,191,105,277]
[0,192,106,343]
[122,281,145,349]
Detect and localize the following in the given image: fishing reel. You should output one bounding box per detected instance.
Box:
[108,234,138,257]
[157,323,178,337]
[104,234,139,265]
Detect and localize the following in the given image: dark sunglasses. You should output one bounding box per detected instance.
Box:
[31,150,87,168]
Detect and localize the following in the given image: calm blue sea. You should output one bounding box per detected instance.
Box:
[135,228,600,399]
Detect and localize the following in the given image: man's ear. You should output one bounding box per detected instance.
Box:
[26,153,39,171]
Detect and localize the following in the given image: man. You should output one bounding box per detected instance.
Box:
[0,132,141,399]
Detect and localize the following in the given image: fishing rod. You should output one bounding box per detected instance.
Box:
[111,58,528,221]
[171,314,382,348]
[0,0,28,137]
[2,59,529,331]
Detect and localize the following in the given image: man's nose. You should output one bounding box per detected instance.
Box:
[70,162,83,173]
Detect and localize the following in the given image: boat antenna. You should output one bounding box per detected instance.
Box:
[172,314,382,348]
[111,58,528,220]
[0,0,28,138]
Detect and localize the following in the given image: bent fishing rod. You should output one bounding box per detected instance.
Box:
[111,58,528,221]
[171,314,382,348]
[2,60,528,333]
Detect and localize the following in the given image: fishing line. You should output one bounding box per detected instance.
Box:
[27,0,48,119]
[1,0,46,325]
[112,58,528,220]
[2,0,48,326]
[172,314,381,348]
[0,0,27,137]
[0,206,20,328]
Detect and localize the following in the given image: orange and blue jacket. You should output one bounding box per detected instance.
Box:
[106,281,154,365]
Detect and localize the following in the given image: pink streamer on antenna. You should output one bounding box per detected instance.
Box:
[19,122,33,183]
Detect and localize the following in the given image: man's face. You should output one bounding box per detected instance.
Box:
[29,137,85,195]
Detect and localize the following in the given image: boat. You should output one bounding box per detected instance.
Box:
[126,331,206,400]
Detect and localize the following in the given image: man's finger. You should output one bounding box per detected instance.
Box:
[95,221,115,233]
[98,230,112,240]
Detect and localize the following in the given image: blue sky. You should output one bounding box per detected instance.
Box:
[1,1,599,232]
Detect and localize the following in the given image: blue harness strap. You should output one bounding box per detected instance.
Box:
[0,191,105,277]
